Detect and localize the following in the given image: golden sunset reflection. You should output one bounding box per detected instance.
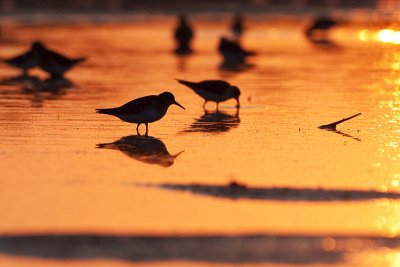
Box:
[1,7,400,267]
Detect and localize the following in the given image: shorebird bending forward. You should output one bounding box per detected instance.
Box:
[176,79,240,109]
[95,92,185,136]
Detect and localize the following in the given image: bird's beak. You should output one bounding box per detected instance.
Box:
[235,98,240,108]
[174,101,185,110]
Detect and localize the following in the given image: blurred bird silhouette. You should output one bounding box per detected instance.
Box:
[174,14,194,55]
[35,44,86,78]
[218,37,255,70]
[0,74,40,86]
[176,79,240,109]
[231,13,244,38]
[97,135,184,167]
[3,41,44,76]
[305,16,337,42]
[96,92,185,136]
[20,76,75,107]
[183,109,240,133]
[218,37,254,59]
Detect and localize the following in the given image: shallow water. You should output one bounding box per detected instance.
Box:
[0,17,400,266]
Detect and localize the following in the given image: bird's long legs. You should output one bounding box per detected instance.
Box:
[202,100,208,109]
[136,123,149,136]
[136,123,141,135]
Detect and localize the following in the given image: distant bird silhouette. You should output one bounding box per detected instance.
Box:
[35,45,86,78]
[95,92,185,136]
[218,37,254,59]
[3,41,44,76]
[176,79,240,109]
[305,17,337,40]
[97,135,184,167]
[218,37,255,69]
[174,15,194,55]
[231,14,244,38]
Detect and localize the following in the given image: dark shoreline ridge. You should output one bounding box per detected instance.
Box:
[137,182,400,201]
[0,233,400,263]
[0,0,377,13]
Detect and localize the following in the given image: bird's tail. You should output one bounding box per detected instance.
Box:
[245,50,256,56]
[96,143,113,149]
[95,108,117,115]
[73,57,86,65]
[175,78,197,89]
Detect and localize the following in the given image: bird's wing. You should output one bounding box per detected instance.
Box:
[197,80,231,95]
[4,50,31,64]
[117,95,159,115]
[45,49,73,64]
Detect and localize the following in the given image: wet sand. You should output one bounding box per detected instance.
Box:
[1,15,400,266]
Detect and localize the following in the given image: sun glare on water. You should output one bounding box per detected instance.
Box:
[359,29,400,44]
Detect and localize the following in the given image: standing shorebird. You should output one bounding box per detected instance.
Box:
[34,44,86,78]
[174,14,194,55]
[218,37,255,60]
[176,79,240,109]
[3,41,44,76]
[231,13,244,38]
[95,92,185,136]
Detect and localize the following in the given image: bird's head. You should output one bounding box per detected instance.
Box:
[229,85,241,108]
[178,14,187,25]
[159,92,185,110]
[31,41,46,52]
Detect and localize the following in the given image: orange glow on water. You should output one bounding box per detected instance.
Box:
[1,18,400,266]
[359,28,400,44]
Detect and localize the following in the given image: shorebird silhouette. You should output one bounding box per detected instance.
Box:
[218,37,255,59]
[218,37,254,70]
[97,135,184,167]
[176,79,240,109]
[95,92,185,136]
[3,41,44,76]
[305,17,337,41]
[231,13,244,38]
[35,44,86,78]
[174,14,194,55]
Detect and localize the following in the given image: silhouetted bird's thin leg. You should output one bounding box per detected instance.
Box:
[216,102,219,111]
[202,100,208,109]
[145,123,149,136]
[136,123,141,135]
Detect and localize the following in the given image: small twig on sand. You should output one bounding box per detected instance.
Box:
[318,113,361,130]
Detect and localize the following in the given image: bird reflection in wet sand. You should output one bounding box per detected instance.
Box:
[20,76,75,107]
[174,14,194,55]
[0,74,40,86]
[97,135,184,167]
[319,113,361,141]
[183,109,240,133]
